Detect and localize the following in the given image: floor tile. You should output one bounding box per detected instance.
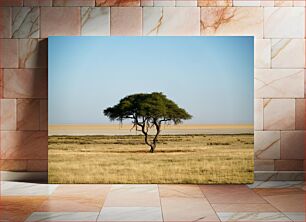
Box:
[0,196,47,221]
[161,197,219,221]
[52,184,111,199]
[254,189,305,212]
[37,196,104,212]
[35,185,111,212]
[1,181,58,196]
[97,207,162,221]
[103,185,160,207]
[200,185,266,204]
[25,212,99,221]
[283,212,305,221]
[159,184,204,198]
[254,188,304,196]
[217,212,291,221]
[248,181,304,189]
[212,203,278,212]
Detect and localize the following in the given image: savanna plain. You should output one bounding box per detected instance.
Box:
[48,125,254,184]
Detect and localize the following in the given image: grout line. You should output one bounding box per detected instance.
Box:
[96,184,112,221]
[198,185,222,222]
[157,184,165,222]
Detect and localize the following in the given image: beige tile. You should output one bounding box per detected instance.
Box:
[260,0,274,6]
[52,184,111,199]
[255,69,304,98]
[104,185,160,207]
[295,99,305,130]
[217,212,291,221]
[293,0,305,6]
[176,0,197,6]
[3,69,47,99]
[263,99,295,130]
[0,99,16,130]
[254,131,280,160]
[275,160,304,171]
[53,0,95,6]
[81,7,110,36]
[254,188,304,196]
[38,196,104,212]
[17,99,40,130]
[0,196,47,221]
[23,0,52,6]
[283,212,305,221]
[212,203,278,212]
[198,0,232,6]
[200,7,263,38]
[25,212,99,221]
[40,185,110,212]
[272,39,305,68]
[0,131,48,159]
[96,0,140,6]
[0,7,11,38]
[27,159,48,171]
[255,188,305,212]
[154,0,175,6]
[141,0,153,6]
[143,7,200,36]
[0,39,18,68]
[255,39,271,68]
[12,7,39,38]
[233,0,260,6]
[280,131,304,159]
[110,7,142,36]
[199,185,266,204]
[19,39,48,68]
[41,7,80,38]
[159,185,203,198]
[274,0,293,6]
[40,99,48,130]
[254,99,263,130]
[98,207,163,221]
[254,160,274,171]
[161,197,219,221]
[264,7,305,38]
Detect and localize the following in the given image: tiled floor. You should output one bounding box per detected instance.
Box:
[0,181,304,222]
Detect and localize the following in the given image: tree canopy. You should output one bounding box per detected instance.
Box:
[103,92,192,152]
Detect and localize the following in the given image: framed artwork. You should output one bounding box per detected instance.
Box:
[48,36,254,184]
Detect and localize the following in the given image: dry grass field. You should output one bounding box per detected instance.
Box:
[48,133,254,184]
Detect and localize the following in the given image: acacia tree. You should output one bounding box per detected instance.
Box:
[103,92,192,153]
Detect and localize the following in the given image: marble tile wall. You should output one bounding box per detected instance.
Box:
[0,0,304,180]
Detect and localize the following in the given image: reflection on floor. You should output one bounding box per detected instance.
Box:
[0,181,304,221]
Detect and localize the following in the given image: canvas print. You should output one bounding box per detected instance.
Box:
[48,36,254,184]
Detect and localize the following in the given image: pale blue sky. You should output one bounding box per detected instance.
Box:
[49,36,254,125]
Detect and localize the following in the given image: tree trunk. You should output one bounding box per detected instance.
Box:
[150,122,161,153]
[139,118,161,153]
[149,144,155,153]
